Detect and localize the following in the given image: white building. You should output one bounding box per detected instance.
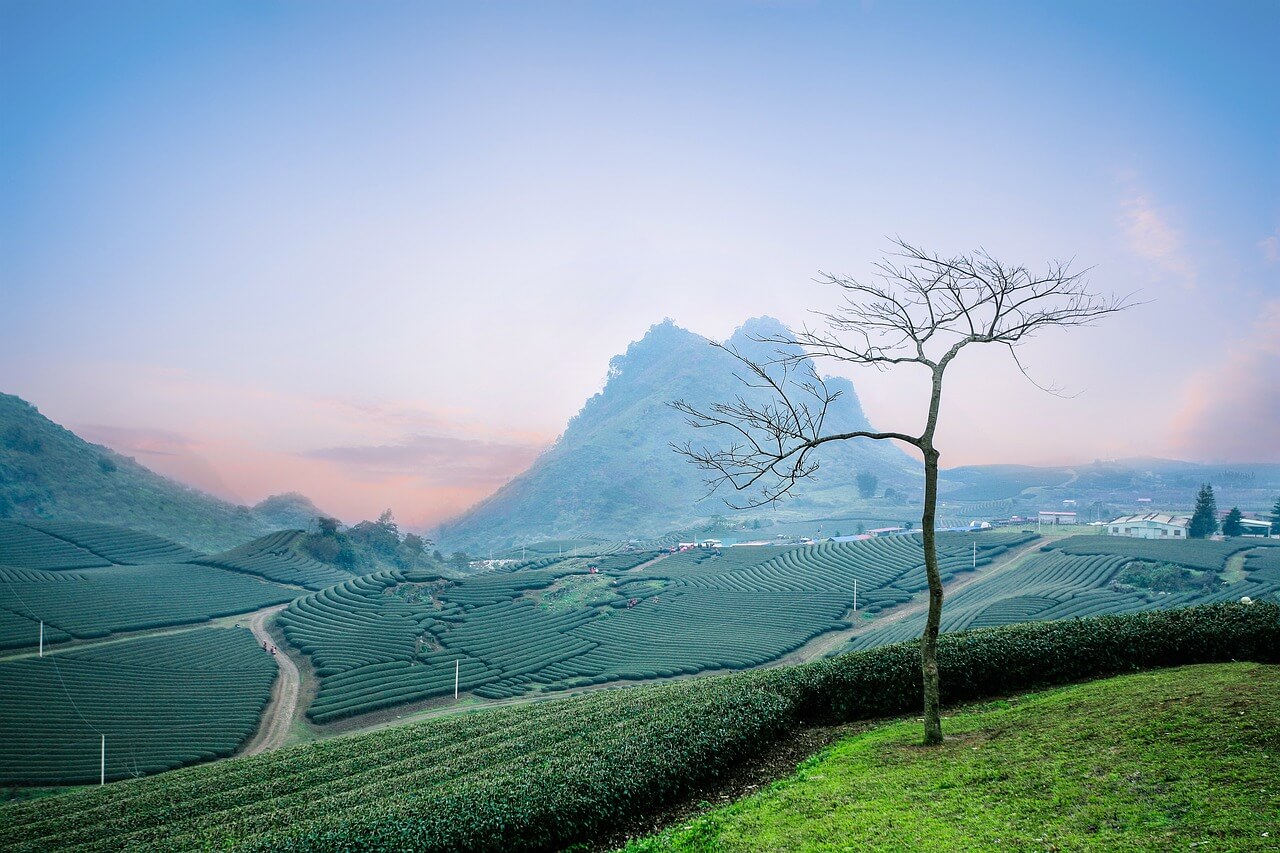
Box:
[1238,518,1272,537]
[1038,511,1077,526]
[1106,513,1190,539]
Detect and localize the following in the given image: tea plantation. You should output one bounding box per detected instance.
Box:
[280,532,1035,722]
[0,521,346,652]
[1,602,1274,852]
[196,530,355,589]
[847,534,1280,651]
[0,627,277,784]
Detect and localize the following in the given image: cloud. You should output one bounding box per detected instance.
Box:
[1260,227,1280,265]
[302,434,547,488]
[1118,187,1196,288]
[1167,301,1280,462]
[75,423,244,501]
[75,423,195,457]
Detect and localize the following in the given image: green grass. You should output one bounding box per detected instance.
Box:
[623,663,1280,852]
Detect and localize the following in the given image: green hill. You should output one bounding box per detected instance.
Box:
[626,662,1280,852]
[0,393,314,551]
[436,318,919,550]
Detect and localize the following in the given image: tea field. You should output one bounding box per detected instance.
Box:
[0,521,353,652]
[0,602,1273,851]
[847,534,1280,651]
[280,531,1036,722]
[0,627,277,784]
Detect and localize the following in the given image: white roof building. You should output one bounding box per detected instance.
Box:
[1038,511,1078,525]
[1106,513,1190,539]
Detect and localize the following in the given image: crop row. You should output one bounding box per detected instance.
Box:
[0,627,277,784]
[1,602,1274,851]
[19,521,205,565]
[0,563,296,651]
[275,532,1036,720]
[848,545,1280,652]
[198,530,353,590]
[1047,534,1269,571]
[0,522,110,570]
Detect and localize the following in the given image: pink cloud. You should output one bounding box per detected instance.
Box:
[1167,301,1280,462]
[76,423,245,502]
[1118,186,1196,288]
[301,434,545,487]
[68,375,555,528]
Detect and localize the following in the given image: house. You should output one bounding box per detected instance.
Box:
[1238,518,1272,537]
[1106,513,1190,539]
[1038,511,1077,526]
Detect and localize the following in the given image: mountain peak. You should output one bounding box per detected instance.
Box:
[727,316,791,346]
[437,317,917,549]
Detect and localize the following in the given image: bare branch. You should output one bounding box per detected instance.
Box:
[669,238,1136,509]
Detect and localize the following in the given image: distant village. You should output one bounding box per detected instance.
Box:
[673,500,1276,552]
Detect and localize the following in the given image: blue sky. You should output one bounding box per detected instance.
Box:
[2,1,1277,525]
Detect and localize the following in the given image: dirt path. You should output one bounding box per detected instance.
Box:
[626,551,674,572]
[775,535,1052,665]
[241,604,300,755]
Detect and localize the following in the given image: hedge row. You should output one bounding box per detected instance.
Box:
[3,602,1275,852]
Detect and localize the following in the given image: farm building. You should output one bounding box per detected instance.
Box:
[1238,518,1272,537]
[1106,513,1189,539]
[1037,511,1077,526]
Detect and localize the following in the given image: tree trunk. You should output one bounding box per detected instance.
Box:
[919,443,944,745]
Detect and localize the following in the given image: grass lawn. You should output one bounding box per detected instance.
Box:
[623,663,1280,851]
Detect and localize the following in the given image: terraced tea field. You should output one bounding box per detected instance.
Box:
[197,530,355,589]
[4,516,1278,792]
[279,532,1036,722]
[2,602,1273,852]
[0,521,354,652]
[847,534,1280,651]
[0,627,277,784]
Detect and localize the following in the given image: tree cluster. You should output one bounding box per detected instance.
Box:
[303,509,434,572]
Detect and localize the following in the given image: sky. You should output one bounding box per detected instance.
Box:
[2,0,1277,528]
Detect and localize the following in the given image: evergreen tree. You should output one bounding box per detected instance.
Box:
[856,470,879,499]
[1271,497,1280,536]
[1221,507,1244,537]
[1188,484,1218,539]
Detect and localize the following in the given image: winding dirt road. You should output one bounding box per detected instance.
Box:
[241,604,300,755]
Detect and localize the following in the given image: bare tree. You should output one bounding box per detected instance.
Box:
[672,239,1133,745]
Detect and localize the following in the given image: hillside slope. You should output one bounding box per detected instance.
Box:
[0,394,290,550]
[437,318,919,549]
[626,662,1280,852]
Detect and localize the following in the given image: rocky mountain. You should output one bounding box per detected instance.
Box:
[435,318,920,549]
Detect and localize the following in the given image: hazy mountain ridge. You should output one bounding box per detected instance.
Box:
[435,318,920,550]
[0,393,308,551]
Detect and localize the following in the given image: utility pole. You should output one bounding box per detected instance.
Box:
[100,735,105,786]
[853,578,857,614]
[39,621,43,657]
[972,540,977,569]
[454,659,459,700]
